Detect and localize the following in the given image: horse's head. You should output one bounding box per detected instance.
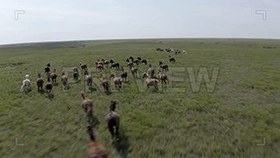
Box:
[25,74,29,79]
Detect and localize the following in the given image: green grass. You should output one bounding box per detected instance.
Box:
[0,39,280,158]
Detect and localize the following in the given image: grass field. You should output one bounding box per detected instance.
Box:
[0,39,280,158]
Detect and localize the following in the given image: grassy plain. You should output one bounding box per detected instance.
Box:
[0,39,279,158]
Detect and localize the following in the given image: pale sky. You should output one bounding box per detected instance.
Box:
[0,0,279,45]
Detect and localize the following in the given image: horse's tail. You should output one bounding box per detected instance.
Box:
[20,84,24,92]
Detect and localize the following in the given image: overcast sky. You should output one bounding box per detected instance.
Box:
[0,0,279,45]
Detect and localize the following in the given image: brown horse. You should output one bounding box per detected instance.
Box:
[45,82,53,94]
[143,73,159,89]
[96,62,104,72]
[87,126,108,158]
[61,72,68,90]
[36,73,44,92]
[50,69,57,84]
[146,64,155,78]
[86,75,93,89]
[106,101,120,140]
[157,71,169,84]
[100,78,110,95]
[121,71,128,83]
[110,74,123,89]
[81,92,94,123]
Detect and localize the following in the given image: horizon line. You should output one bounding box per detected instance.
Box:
[1,37,280,46]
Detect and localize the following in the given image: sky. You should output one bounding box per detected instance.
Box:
[0,0,279,45]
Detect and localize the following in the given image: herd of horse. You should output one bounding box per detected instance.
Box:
[20,49,182,94]
[19,47,185,157]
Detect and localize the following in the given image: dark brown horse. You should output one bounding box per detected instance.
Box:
[121,71,128,83]
[100,78,110,95]
[81,92,94,123]
[36,73,44,92]
[106,101,120,140]
[45,82,53,93]
[169,55,176,63]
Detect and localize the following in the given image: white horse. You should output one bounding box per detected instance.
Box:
[21,74,31,93]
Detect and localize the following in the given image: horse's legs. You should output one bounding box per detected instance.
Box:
[108,123,115,139]
[105,85,110,94]
[115,125,119,139]
[87,113,93,125]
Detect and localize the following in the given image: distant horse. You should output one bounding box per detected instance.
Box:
[110,62,120,70]
[80,63,89,75]
[146,64,155,78]
[61,72,68,90]
[121,71,128,83]
[141,59,148,65]
[73,67,79,82]
[100,78,110,95]
[45,82,53,94]
[157,71,169,84]
[169,55,176,63]
[110,74,123,89]
[50,69,57,84]
[21,74,31,93]
[95,63,104,72]
[143,73,159,89]
[159,62,169,71]
[86,75,93,90]
[36,73,44,92]
[45,66,51,82]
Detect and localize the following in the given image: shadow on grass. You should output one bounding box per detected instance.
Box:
[38,89,45,94]
[88,86,97,92]
[72,79,81,84]
[113,129,131,158]
[145,87,159,93]
[52,82,59,86]
[47,93,54,100]
[60,85,70,91]
[24,89,32,95]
